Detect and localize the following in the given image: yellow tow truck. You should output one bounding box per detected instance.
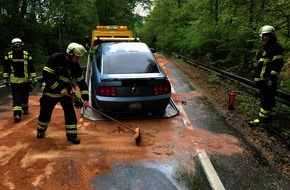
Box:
[84,25,140,87]
[88,25,140,48]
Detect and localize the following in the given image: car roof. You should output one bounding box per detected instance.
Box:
[101,42,151,54]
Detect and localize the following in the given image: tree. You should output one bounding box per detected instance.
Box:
[0,0,98,67]
[140,0,290,78]
[95,0,152,32]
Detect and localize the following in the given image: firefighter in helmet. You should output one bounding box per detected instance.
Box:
[2,38,38,123]
[249,25,284,126]
[36,42,89,144]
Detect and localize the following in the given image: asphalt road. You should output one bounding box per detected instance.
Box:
[88,55,290,189]
[165,55,290,189]
[0,54,289,189]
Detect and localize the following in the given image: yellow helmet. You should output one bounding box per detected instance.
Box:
[259,25,276,37]
[66,42,87,57]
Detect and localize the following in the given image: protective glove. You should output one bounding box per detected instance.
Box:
[71,92,83,109]
[266,80,274,87]
[32,78,38,86]
[268,74,278,86]
[266,79,277,93]
[28,78,38,92]
[4,78,10,88]
[255,51,261,61]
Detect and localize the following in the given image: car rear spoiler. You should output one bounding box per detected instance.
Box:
[93,37,140,42]
[89,37,141,51]
[100,73,166,81]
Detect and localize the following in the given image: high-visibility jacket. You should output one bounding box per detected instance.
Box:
[254,39,284,120]
[3,50,37,83]
[254,40,284,82]
[40,52,89,100]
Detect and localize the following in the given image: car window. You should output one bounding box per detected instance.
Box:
[102,52,159,74]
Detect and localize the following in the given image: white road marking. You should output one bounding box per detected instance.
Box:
[197,149,225,190]
[171,87,225,190]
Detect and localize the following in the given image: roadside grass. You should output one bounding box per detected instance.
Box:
[200,67,290,141]
[209,74,290,139]
[280,78,290,94]
[272,152,288,164]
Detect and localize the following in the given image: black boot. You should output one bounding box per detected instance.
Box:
[23,110,29,115]
[36,130,45,139]
[66,134,80,144]
[14,115,20,123]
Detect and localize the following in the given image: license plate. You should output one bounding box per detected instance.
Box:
[129,102,142,109]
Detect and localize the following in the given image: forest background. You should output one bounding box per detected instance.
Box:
[1,0,290,93]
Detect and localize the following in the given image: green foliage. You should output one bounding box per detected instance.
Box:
[272,153,287,164]
[95,0,152,32]
[279,78,290,94]
[0,0,150,69]
[139,0,290,89]
[207,74,222,85]
[0,0,97,65]
[235,95,258,117]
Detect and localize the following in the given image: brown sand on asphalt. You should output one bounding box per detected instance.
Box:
[0,54,243,190]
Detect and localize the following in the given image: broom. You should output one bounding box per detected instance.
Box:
[67,93,141,143]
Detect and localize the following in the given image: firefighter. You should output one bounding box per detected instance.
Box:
[2,38,38,123]
[36,42,89,144]
[249,25,284,126]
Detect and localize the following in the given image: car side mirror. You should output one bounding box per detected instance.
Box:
[150,48,156,53]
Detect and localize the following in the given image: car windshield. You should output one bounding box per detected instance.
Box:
[102,52,159,74]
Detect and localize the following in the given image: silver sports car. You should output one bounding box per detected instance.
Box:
[86,42,171,115]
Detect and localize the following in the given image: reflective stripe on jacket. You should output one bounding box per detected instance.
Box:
[40,53,89,100]
[254,41,284,82]
[3,50,36,83]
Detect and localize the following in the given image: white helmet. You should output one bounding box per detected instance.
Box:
[66,42,87,57]
[259,25,276,37]
[11,38,24,47]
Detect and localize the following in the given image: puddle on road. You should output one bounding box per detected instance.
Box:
[91,158,211,190]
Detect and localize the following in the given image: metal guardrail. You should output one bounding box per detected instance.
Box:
[1,56,290,106]
[172,53,290,107]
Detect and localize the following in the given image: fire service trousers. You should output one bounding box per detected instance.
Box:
[256,80,277,120]
[37,94,77,134]
[11,83,30,117]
